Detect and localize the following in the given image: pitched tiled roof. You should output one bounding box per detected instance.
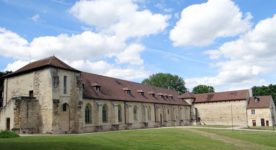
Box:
[81,72,189,105]
[193,89,250,103]
[179,92,195,99]
[247,96,272,109]
[5,56,80,77]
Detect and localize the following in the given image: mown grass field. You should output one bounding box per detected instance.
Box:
[0,128,276,150]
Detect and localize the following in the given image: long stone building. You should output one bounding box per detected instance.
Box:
[0,56,275,134]
[181,91,276,127]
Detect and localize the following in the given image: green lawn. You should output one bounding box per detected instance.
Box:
[0,128,275,150]
[199,128,276,148]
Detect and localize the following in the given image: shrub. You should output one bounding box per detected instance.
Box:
[0,130,20,138]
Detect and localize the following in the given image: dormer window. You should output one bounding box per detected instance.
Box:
[123,87,131,95]
[254,97,260,103]
[164,94,169,99]
[148,91,155,97]
[168,94,173,99]
[91,83,101,92]
[137,90,144,96]
[157,93,164,99]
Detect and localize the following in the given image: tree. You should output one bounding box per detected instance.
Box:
[142,73,187,94]
[0,71,12,77]
[252,84,276,103]
[192,85,215,94]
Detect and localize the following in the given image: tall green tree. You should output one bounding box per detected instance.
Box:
[252,84,276,103]
[142,73,187,94]
[192,85,215,94]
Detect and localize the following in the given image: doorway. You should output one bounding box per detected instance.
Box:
[6,118,10,130]
[252,120,256,126]
[60,103,70,133]
[266,120,269,126]
[261,118,265,126]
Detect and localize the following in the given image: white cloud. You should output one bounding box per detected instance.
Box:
[0,27,149,80]
[4,60,30,71]
[68,59,149,80]
[31,14,40,22]
[187,14,276,91]
[116,44,144,65]
[70,0,169,39]
[0,28,124,60]
[0,0,170,81]
[170,0,252,46]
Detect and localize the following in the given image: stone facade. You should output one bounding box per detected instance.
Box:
[247,100,276,127]
[0,66,191,134]
[194,100,248,126]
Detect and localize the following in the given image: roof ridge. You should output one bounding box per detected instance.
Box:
[48,56,54,65]
[194,89,249,95]
[81,72,180,94]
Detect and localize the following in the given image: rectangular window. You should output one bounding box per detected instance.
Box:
[29,90,33,97]
[53,76,59,88]
[63,76,67,94]
[251,109,255,115]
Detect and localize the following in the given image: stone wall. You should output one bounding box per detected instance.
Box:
[51,68,82,134]
[247,108,273,126]
[79,99,191,133]
[0,100,15,130]
[1,69,53,133]
[194,100,248,127]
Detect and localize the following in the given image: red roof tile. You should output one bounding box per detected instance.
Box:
[81,72,189,105]
[6,56,80,77]
[179,92,195,99]
[247,96,272,109]
[193,89,250,103]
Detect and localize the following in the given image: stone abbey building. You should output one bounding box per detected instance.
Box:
[0,56,275,134]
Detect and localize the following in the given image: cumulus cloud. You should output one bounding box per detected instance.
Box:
[0,28,123,60]
[170,0,252,46]
[4,60,30,71]
[0,0,168,81]
[70,0,169,39]
[186,14,276,91]
[115,44,144,65]
[67,59,149,80]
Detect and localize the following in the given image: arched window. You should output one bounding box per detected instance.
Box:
[102,104,108,123]
[118,105,122,122]
[85,104,92,124]
[133,106,138,121]
[148,107,151,121]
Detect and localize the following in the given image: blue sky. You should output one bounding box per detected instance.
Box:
[0,0,276,91]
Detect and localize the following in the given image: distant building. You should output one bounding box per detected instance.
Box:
[181,90,276,127]
[247,96,276,127]
[0,56,275,134]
